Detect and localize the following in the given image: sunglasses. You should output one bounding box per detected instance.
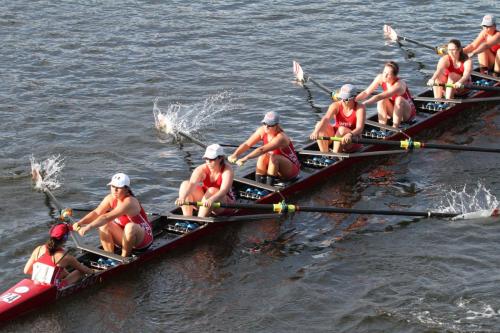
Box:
[264,123,277,128]
[341,97,355,102]
[205,157,219,162]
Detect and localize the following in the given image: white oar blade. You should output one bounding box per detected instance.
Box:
[451,208,500,220]
[383,24,398,42]
[293,60,304,82]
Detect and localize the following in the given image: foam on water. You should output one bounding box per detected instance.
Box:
[436,182,499,215]
[153,91,235,137]
[30,155,65,191]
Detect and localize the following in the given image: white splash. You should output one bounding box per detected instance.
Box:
[30,155,65,191]
[436,182,499,214]
[153,91,235,136]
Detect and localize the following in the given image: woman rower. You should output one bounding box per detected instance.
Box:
[356,61,416,129]
[24,224,94,287]
[427,39,472,99]
[310,84,366,153]
[228,111,300,185]
[175,144,235,217]
[73,173,153,258]
[463,14,500,76]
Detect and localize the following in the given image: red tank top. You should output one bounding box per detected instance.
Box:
[202,164,226,191]
[444,55,465,76]
[31,246,65,286]
[262,133,300,167]
[111,197,151,229]
[334,102,358,130]
[381,78,414,104]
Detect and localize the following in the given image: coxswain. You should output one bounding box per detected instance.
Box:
[24,223,94,287]
[73,173,153,257]
[427,39,472,99]
[356,61,416,128]
[175,144,235,217]
[463,14,500,76]
[310,84,366,153]
[228,111,300,185]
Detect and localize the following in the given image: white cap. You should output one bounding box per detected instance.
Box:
[203,144,225,159]
[337,84,356,100]
[107,173,130,187]
[481,14,496,27]
[261,111,280,126]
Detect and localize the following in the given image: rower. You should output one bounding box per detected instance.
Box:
[463,14,500,76]
[356,61,416,128]
[175,144,235,217]
[228,111,300,185]
[24,224,94,287]
[73,173,153,257]
[310,84,366,153]
[427,39,472,99]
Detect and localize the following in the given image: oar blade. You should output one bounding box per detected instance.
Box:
[451,208,500,221]
[293,60,305,82]
[383,24,398,42]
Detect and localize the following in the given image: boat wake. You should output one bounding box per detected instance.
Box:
[153,91,236,137]
[30,155,65,191]
[435,182,499,217]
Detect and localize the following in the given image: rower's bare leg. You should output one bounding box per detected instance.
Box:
[478,50,495,73]
[392,97,411,128]
[445,73,461,99]
[376,99,391,125]
[256,154,269,175]
[332,127,351,153]
[198,187,219,217]
[63,270,83,285]
[178,181,204,216]
[494,52,500,76]
[121,223,145,257]
[98,222,120,253]
[315,122,334,153]
[268,154,297,180]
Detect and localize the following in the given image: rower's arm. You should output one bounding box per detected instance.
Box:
[178,166,205,200]
[242,133,286,161]
[469,34,500,57]
[209,166,234,203]
[352,105,366,137]
[310,103,338,138]
[76,196,112,227]
[66,256,94,275]
[463,32,485,53]
[230,130,261,159]
[23,246,40,275]
[458,59,473,84]
[356,75,380,101]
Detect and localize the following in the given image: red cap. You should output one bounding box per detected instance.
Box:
[49,224,73,240]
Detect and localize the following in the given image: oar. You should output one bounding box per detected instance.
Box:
[187,201,499,220]
[413,96,500,104]
[318,136,500,153]
[33,170,129,263]
[436,83,500,93]
[384,25,500,83]
[293,61,334,96]
[383,25,446,55]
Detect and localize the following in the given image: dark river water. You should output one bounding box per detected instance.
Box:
[1,1,499,332]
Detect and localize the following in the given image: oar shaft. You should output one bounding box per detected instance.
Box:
[305,75,333,95]
[187,201,458,218]
[318,136,500,153]
[441,83,500,92]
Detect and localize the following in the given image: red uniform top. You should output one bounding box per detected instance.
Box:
[202,164,235,200]
[111,197,151,230]
[262,133,301,168]
[31,246,65,286]
[334,102,358,130]
[444,55,465,76]
[381,77,416,120]
[111,197,153,249]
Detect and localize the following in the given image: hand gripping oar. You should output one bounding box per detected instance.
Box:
[188,201,499,220]
[318,136,500,154]
[33,170,129,263]
[383,25,446,55]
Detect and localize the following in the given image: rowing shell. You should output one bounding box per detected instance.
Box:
[1,69,499,326]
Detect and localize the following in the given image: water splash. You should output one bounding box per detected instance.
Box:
[30,155,65,191]
[153,91,235,136]
[436,182,499,214]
